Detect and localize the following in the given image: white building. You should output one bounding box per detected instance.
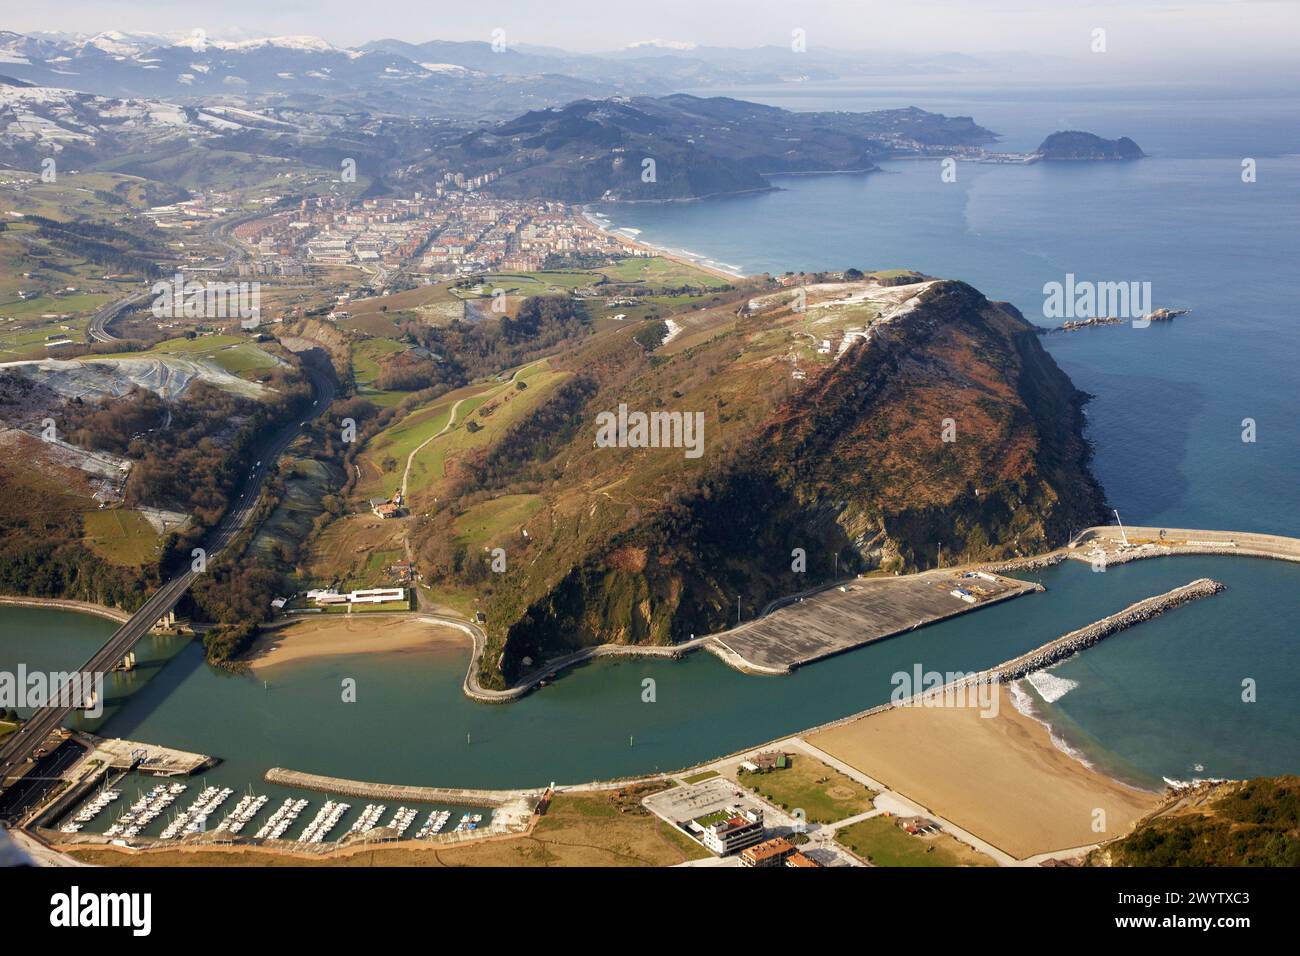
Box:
[306,588,406,607]
[699,807,765,856]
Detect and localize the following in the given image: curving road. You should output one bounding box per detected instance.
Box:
[87,289,151,343]
[0,360,336,786]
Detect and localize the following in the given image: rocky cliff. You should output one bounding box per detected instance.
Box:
[476,278,1108,687]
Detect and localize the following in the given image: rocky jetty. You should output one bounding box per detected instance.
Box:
[993,578,1225,680]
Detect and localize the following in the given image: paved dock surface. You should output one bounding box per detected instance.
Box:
[711,570,1039,672]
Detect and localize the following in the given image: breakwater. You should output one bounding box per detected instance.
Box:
[801,577,1226,734]
[987,577,1225,681]
[264,767,538,806]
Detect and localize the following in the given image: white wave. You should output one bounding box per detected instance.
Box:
[1007,679,1096,770]
[1024,669,1079,703]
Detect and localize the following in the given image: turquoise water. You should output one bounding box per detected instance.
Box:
[2,84,1297,808]
[4,552,1298,796]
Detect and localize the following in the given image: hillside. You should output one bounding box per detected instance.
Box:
[1091,777,1300,866]
[1033,130,1145,161]
[420,96,998,202]
[416,274,1106,687]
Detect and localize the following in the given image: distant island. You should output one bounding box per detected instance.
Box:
[1032,130,1145,161]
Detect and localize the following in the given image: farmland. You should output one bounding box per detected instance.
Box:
[81,508,163,566]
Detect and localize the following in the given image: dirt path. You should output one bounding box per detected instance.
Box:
[399,397,465,501]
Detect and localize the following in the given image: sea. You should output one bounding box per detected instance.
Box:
[2,79,1297,832]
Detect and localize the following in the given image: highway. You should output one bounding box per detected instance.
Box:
[87,290,151,343]
[0,358,336,787]
[87,214,254,344]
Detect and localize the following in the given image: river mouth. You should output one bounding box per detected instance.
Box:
[5,553,1298,819]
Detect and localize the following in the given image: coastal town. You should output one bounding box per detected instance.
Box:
[147,178,636,281]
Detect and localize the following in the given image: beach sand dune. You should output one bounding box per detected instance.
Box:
[246,616,464,670]
[808,686,1160,860]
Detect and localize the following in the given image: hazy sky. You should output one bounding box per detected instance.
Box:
[8,0,1299,66]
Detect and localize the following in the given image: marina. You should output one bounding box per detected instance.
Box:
[254,797,308,840]
[415,810,452,838]
[349,803,388,833]
[104,782,186,838]
[159,785,234,839]
[215,792,269,834]
[384,806,418,837]
[58,784,120,833]
[297,800,351,843]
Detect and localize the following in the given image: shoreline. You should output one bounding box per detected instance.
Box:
[579,205,749,281]
[806,684,1161,859]
[0,595,130,624]
[242,615,465,671]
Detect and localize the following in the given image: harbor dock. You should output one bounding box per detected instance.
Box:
[708,569,1041,674]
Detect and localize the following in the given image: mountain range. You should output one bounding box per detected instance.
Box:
[0,29,1037,119]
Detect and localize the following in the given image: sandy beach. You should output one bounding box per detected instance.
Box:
[808,684,1161,860]
[245,616,465,670]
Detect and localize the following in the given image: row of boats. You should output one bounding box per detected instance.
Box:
[159,785,234,839]
[60,786,122,832]
[416,809,454,838]
[102,782,187,839]
[215,793,270,834]
[65,783,487,842]
[255,797,309,840]
[298,800,351,843]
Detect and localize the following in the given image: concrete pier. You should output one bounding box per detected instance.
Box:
[263,767,540,807]
[708,569,1041,674]
[90,736,216,776]
[1071,526,1300,567]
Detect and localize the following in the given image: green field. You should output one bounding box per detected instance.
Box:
[207,343,281,375]
[0,292,112,319]
[452,495,543,552]
[81,508,162,566]
[468,271,596,295]
[682,770,720,785]
[598,257,731,289]
[835,817,995,867]
[360,398,461,499]
[361,360,562,500]
[737,756,875,823]
[405,363,561,497]
[351,337,412,406]
[319,598,412,614]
